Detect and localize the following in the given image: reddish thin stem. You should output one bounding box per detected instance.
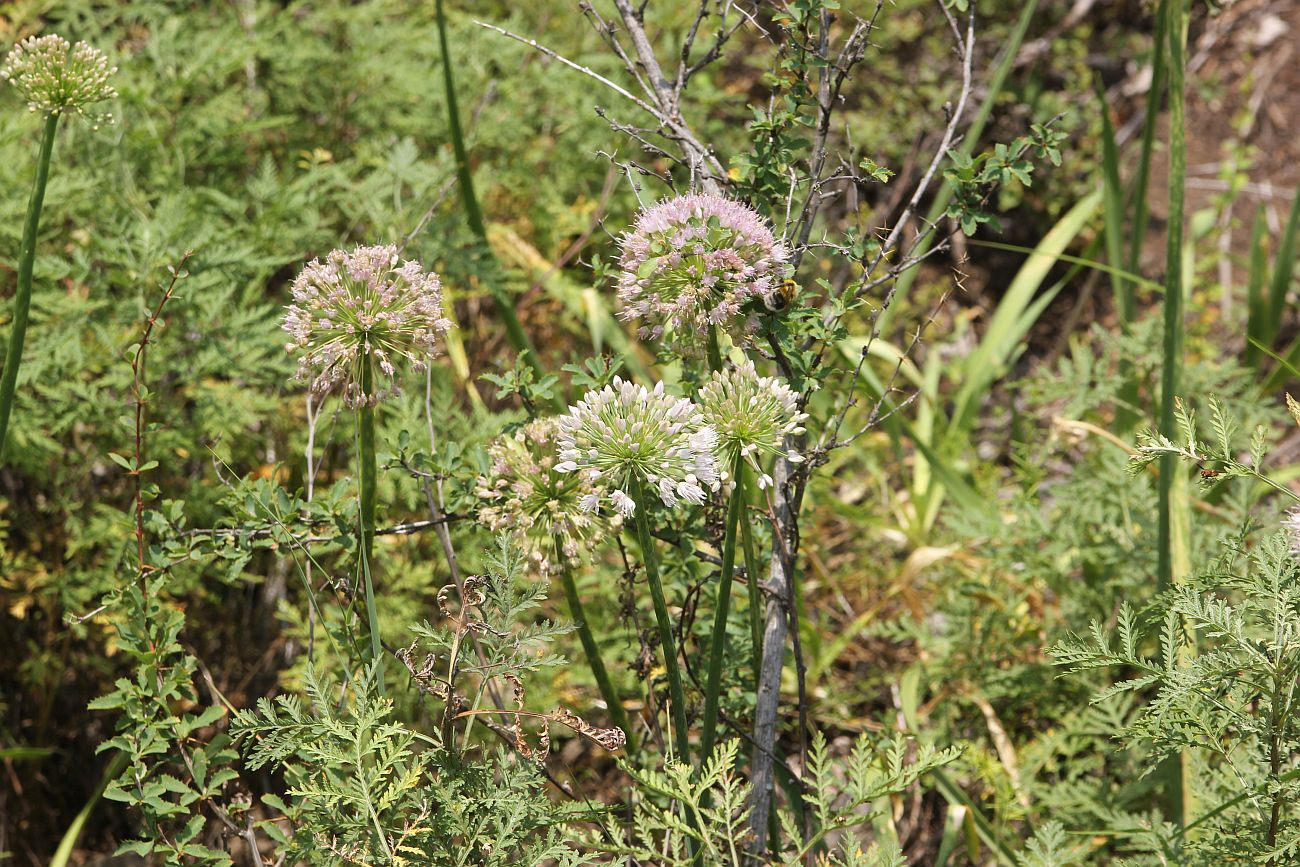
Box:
[130,252,193,577]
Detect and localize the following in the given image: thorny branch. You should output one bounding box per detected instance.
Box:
[479,2,755,191]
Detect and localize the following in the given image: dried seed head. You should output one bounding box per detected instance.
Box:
[475,417,613,575]
[616,193,788,351]
[696,360,806,489]
[555,377,719,517]
[283,245,451,407]
[2,35,117,121]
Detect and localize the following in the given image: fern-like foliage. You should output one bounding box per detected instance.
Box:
[598,731,957,866]
[231,539,595,865]
[1053,531,1300,864]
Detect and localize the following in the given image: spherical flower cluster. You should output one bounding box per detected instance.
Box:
[2,35,117,119]
[475,418,610,574]
[616,193,788,346]
[283,245,451,407]
[555,378,719,517]
[696,360,806,489]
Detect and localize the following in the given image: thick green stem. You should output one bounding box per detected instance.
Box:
[555,536,636,753]
[706,327,724,372]
[359,360,383,693]
[699,456,746,767]
[1157,0,1193,832]
[740,493,764,695]
[0,113,60,458]
[631,478,690,765]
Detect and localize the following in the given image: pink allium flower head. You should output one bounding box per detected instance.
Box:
[616,193,788,348]
[283,245,451,407]
[474,417,612,575]
[2,34,117,121]
[554,377,719,517]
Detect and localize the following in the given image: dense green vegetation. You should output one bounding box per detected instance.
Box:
[2,0,1300,864]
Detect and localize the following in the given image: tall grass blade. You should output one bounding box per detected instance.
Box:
[1096,75,1133,323]
[1127,0,1169,276]
[1156,0,1187,593]
[1155,0,1195,833]
[1267,189,1300,331]
[50,752,128,867]
[946,190,1101,438]
[1260,337,1300,393]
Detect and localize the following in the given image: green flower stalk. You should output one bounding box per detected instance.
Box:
[694,360,806,766]
[556,378,721,763]
[0,35,117,456]
[284,245,451,680]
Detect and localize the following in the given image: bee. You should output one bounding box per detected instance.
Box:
[764,278,799,313]
[1200,468,1220,480]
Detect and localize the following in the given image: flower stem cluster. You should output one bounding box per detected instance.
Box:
[616,194,788,349]
[556,378,719,517]
[2,34,117,121]
[696,360,806,489]
[283,245,451,407]
[475,417,611,573]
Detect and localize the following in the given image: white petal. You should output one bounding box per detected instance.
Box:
[611,489,637,516]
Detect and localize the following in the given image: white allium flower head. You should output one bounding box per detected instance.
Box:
[283,244,451,408]
[616,193,788,349]
[2,35,117,121]
[696,359,807,489]
[555,377,720,516]
[474,417,612,575]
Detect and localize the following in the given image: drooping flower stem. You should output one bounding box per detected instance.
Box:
[358,357,384,692]
[699,455,747,767]
[0,113,59,457]
[631,478,690,764]
[555,535,635,753]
